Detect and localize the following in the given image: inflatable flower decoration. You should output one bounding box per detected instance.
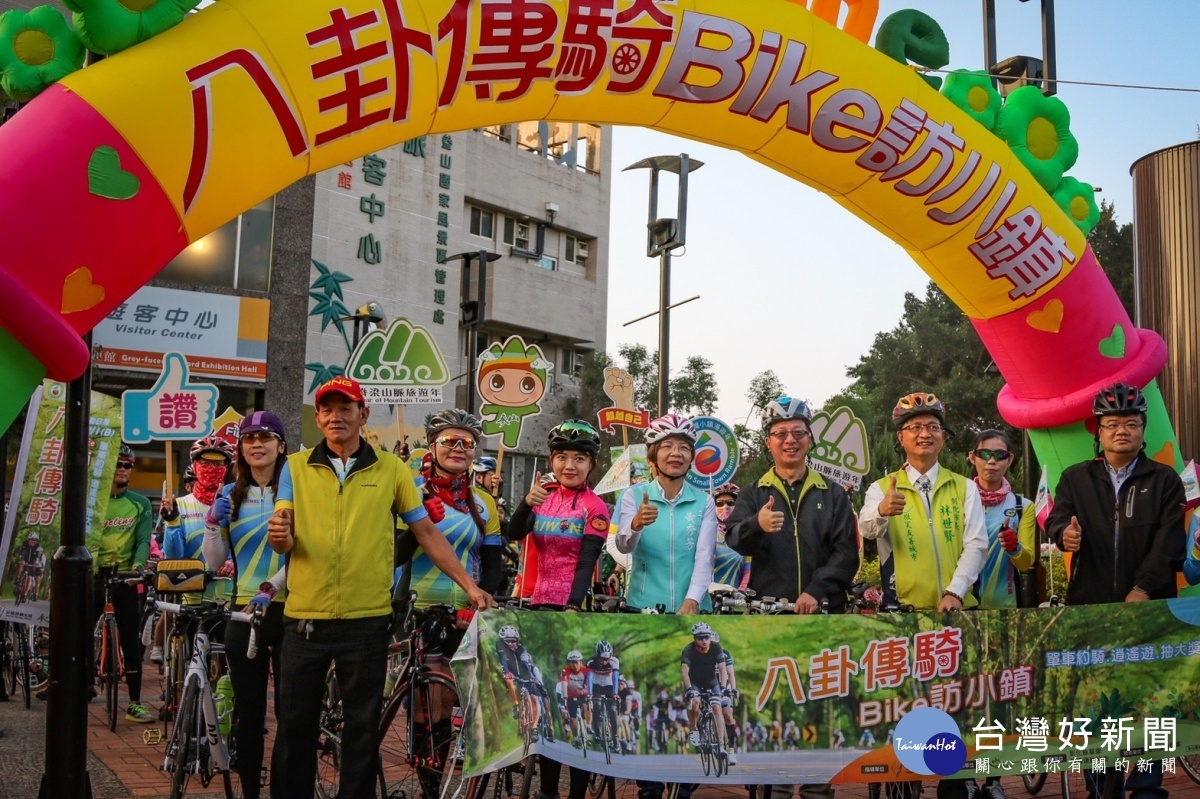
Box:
[941,70,1002,130]
[994,85,1079,193]
[0,7,84,102]
[64,0,201,56]
[1052,176,1101,236]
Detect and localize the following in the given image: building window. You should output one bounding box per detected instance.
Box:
[539,255,557,271]
[565,235,591,265]
[504,217,531,250]
[469,206,494,239]
[159,197,275,291]
[561,348,579,377]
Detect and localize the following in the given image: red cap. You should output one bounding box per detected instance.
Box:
[315,376,365,405]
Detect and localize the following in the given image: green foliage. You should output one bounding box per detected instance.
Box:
[1087,200,1135,320]
[827,282,1016,489]
[732,371,788,485]
[309,260,354,351]
[609,343,719,420]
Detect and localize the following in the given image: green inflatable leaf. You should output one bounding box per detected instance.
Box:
[1052,176,1100,235]
[0,6,84,102]
[63,0,202,56]
[874,9,949,90]
[994,85,1079,193]
[941,69,1002,130]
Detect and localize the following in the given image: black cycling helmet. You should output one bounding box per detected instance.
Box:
[119,443,135,462]
[548,419,601,457]
[1093,383,1147,417]
[426,409,483,441]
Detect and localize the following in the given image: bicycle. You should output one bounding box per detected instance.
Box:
[590,694,619,765]
[3,621,38,708]
[94,568,143,731]
[693,689,728,778]
[14,567,40,605]
[156,588,253,799]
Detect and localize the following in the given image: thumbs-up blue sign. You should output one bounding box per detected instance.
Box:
[122,352,218,443]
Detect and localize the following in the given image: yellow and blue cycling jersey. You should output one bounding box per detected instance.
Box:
[212,484,287,604]
[398,483,500,610]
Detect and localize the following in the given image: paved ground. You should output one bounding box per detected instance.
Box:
[4,662,1200,799]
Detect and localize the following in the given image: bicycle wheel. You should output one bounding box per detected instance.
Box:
[471,758,533,799]
[1180,754,1200,786]
[106,619,121,730]
[575,709,589,758]
[378,672,468,799]
[165,631,190,725]
[595,702,611,766]
[1062,767,1123,799]
[1,625,15,699]
[15,624,32,709]
[1022,771,1048,795]
[171,681,200,799]
[586,772,610,799]
[315,667,344,799]
[698,712,713,777]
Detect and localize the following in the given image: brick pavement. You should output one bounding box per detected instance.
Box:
[6,655,1200,799]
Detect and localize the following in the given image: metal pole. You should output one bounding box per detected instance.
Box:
[982,0,997,88]
[1020,428,1041,608]
[39,332,95,799]
[657,249,671,415]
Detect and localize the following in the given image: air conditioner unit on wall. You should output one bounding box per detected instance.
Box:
[577,241,589,262]
[516,222,530,241]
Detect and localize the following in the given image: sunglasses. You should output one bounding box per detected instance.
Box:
[435,435,477,452]
[972,448,1011,462]
[240,431,281,444]
[714,499,736,508]
[115,461,135,470]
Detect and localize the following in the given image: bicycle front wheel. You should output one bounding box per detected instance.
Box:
[1,625,16,699]
[315,666,346,799]
[378,672,470,799]
[698,712,713,777]
[1021,771,1048,795]
[15,624,32,709]
[105,619,121,731]
[170,681,200,799]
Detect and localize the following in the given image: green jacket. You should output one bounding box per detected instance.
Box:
[94,490,152,570]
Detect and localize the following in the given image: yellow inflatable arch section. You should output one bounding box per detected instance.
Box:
[0,0,1173,478]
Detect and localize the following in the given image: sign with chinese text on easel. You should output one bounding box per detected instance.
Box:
[596,366,649,433]
[121,352,218,443]
[345,318,450,405]
[809,406,872,490]
[0,381,123,625]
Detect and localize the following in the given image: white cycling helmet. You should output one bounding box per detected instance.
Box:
[499,625,520,641]
[567,650,583,662]
[761,396,812,433]
[691,621,713,637]
[645,413,698,445]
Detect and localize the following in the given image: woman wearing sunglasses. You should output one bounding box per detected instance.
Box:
[966,429,1037,610]
[202,411,290,799]
[710,483,747,589]
[506,419,610,799]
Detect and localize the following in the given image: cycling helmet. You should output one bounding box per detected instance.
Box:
[761,396,812,433]
[658,690,668,701]
[892,392,947,430]
[710,632,721,644]
[627,679,636,689]
[427,409,483,441]
[26,531,39,542]
[118,443,135,462]
[567,650,583,662]
[713,483,740,499]
[1093,383,1147,417]
[498,625,520,641]
[190,434,235,462]
[645,413,697,445]
[183,465,196,484]
[595,640,614,657]
[691,621,713,637]
[472,456,498,473]
[548,419,602,457]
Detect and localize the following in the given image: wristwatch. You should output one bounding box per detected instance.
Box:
[1130,585,1149,596]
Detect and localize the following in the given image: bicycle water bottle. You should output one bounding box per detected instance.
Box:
[383,667,400,698]
[215,675,234,739]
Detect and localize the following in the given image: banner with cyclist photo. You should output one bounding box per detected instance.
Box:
[0,380,123,625]
[453,600,1200,785]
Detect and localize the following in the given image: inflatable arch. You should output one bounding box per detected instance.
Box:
[0,0,1177,483]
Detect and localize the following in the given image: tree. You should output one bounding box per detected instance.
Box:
[1087,200,1135,320]
[825,281,1017,489]
[732,370,788,485]
[615,343,718,418]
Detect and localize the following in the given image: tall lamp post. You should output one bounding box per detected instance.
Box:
[444,250,500,414]
[623,154,703,415]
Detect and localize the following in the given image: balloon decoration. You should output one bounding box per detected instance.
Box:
[0,7,84,101]
[64,0,202,56]
[0,0,1177,486]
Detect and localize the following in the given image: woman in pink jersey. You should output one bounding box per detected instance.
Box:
[506,419,610,799]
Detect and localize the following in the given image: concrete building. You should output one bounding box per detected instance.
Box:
[305,122,612,501]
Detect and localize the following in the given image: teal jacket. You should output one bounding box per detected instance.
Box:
[615,480,718,612]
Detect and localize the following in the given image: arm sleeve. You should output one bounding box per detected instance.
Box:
[202,486,232,567]
[803,488,860,601]
[395,462,429,525]
[614,488,642,554]
[1133,472,1186,594]
[1011,499,1037,572]
[266,563,287,594]
[723,487,762,556]
[506,497,537,542]
[163,515,185,559]
[274,460,294,511]
[132,496,153,568]
[857,479,889,540]
[606,533,631,571]
[477,490,506,594]
[568,536,605,608]
[685,497,718,604]
[947,480,989,599]
[1183,515,1200,586]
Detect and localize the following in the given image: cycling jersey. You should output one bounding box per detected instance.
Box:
[974,491,1036,609]
[681,641,724,691]
[628,689,641,714]
[496,639,536,682]
[165,493,227,602]
[508,485,610,607]
[586,655,620,692]
[19,543,45,571]
[205,484,288,604]
[93,489,152,571]
[561,665,590,698]
[400,484,500,610]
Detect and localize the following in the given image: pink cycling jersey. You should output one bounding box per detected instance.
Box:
[527,486,610,606]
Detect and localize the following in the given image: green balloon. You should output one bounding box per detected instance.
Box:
[0,326,46,433]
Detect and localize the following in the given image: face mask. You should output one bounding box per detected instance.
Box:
[191,460,228,505]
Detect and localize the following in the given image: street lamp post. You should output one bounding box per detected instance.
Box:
[623,154,703,415]
[444,250,500,414]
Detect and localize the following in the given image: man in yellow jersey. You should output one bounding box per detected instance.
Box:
[266,377,493,799]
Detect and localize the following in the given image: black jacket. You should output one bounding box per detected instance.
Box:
[1047,456,1185,605]
[725,468,858,612]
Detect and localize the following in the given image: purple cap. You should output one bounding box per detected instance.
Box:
[240,411,286,441]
